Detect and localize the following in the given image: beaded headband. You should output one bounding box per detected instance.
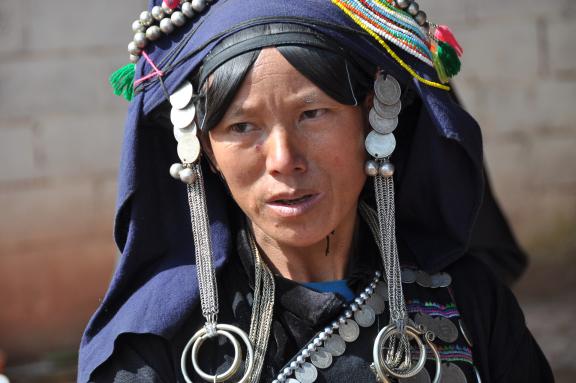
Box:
[110,0,463,100]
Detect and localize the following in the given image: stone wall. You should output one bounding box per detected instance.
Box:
[0,0,574,364]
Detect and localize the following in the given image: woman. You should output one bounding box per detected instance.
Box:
[79,1,553,382]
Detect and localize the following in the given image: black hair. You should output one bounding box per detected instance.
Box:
[194,23,376,133]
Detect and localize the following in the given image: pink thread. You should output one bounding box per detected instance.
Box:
[434,25,463,57]
[134,51,164,87]
[163,0,179,9]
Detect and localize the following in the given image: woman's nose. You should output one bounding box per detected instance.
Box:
[264,127,307,176]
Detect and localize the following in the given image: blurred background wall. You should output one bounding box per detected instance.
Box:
[0,0,574,381]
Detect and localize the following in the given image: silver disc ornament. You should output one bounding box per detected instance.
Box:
[311,348,333,369]
[430,272,452,288]
[295,362,318,383]
[415,271,433,288]
[374,97,402,118]
[177,135,201,164]
[442,363,468,383]
[173,123,197,142]
[169,80,194,109]
[434,317,459,343]
[369,108,399,134]
[365,131,396,159]
[354,305,376,327]
[339,319,360,342]
[171,102,197,129]
[399,367,432,383]
[324,334,346,356]
[401,268,417,284]
[366,293,386,315]
[374,74,402,105]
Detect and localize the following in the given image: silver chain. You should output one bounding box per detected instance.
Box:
[186,163,219,331]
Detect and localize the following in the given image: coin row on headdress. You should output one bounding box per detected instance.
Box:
[364,73,402,177]
[168,80,202,184]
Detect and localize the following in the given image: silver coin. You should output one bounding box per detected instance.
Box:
[287,379,300,383]
[311,347,333,369]
[374,74,401,105]
[369,108,398,135]
[442,363,468,383]
[170,103,196,129]
[375,281,389,301]
[399,367,431,383]
[177,135,201,164]
[324,334,346,356]
[401,268,417,284]
[295,362,318,383]
[173,123,197,142]
[414,312,435,332]
[366,293,386,314]
[459,319,473,347]
[339,319,360,342]
[374,97,402,118]
[365,131,396,159]
[434,317,459,343]
[415,271,432,288]
[430,272,452,288]
[354,305,376,327]
[169,80,194,109]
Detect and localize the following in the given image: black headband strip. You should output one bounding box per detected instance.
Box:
[198,31,346,87]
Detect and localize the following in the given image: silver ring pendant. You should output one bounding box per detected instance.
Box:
[181,323,255,383]
[372,324,441,383]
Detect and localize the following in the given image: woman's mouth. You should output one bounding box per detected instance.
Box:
[266,193,323,217]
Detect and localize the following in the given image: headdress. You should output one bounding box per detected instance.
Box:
[79,1,484,382]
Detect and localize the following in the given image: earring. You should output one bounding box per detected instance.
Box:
[364,72,440,383]
[167,81,255,383]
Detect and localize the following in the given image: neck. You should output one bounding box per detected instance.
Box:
[251,208,359,283]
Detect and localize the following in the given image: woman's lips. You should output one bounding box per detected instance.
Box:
[266,193,323,217]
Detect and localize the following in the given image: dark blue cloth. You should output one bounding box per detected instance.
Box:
[78,1,484,381]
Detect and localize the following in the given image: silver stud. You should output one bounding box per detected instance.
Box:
[296,356,305,364]
[350,303,359,312]
[132,20,145,33]
[151,5,165,20]
[191,0,207,12]
[354,298,363,306]
[170,163,184,179]
[290,361,298,370]
[332,321,339,329]
[364,160,379,176]
[307,343,316,352]
[129,54,140,63]
[360,293,369,300]
[146,25,162,41]
[302,349,310,358]
[283,368,291,375]
[408,1,420,16]
[379,162,395,177]
[319,332,328,341]
[345,310,353,319]
[139,11,153,26]
[159,18,175,34]
[181,2,195,18]
[414,10,427,26]
[161,1,175,15]
[313,337,322,347]
[277,374,286,383]
[324,326,333,335]
[128,41,142,55]
[179,167,197,184]
[133,32,147,49]
[396,0,411,9]
[171,11,187,27]
[375,270,382,278]
[365,287,374,295]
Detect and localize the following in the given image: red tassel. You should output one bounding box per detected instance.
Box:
[434,25,463,57]
[163,0,179,9]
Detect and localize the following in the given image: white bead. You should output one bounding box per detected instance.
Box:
[133,32,147,48]
[365,287,374,295]
[364,160,379,176]
[162,1,175,15]
[313,337,322,347]
[302,349,310,358]
[339,316,346,324]
[277,375,286,382]
[129,54,140,63]
[171,11,187,27]
[332,321,340,329]
[128,41,141,55]
[379,162,395,177]
[181,2,195,17]
[132,20,145,33]
[370,282,377,289]
[360,293,369,300]
[307,343,316,352]
[160,18,175,34]
[375,271,382,278]
[290,361,298,370]
[191,0,207,12]
[151,5,165,20]
[319,332,328,341]
[169,163,184,179]
[146,25,162,41]
[296,356,305,364]
[179,167,196,184]
[283,368,291,375]
[345,310,353,319]
[350,303,359,312]
[355,298,363,306]
[324,326,333,335]
[139,11,153,26]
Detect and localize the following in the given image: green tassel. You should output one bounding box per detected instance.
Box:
[437,41,461,78]
[109,63,135,101]
[433,51,450,84]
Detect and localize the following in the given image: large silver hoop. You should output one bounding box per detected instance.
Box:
[181,323,255,383]
[372,324,441,382]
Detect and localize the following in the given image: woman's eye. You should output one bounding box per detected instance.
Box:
[230,123,253,133]
[301,109,327,120]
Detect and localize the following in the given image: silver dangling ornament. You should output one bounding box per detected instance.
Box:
[167,81,255,382]
[364,72,442,383]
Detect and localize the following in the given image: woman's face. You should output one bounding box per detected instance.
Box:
[207,48,368,247]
